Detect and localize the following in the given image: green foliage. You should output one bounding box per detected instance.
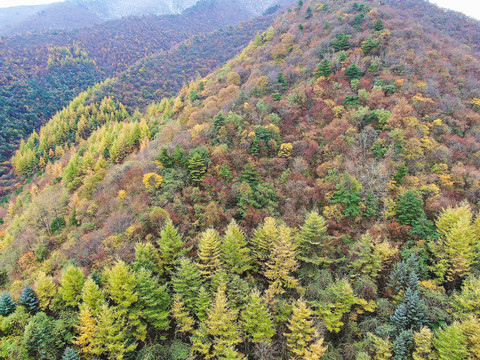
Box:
[23,312,58,360]
[62,348,81,360]
[317,59,333,77]
[433,322,467,360]
[20,286,39,314]
[331,33,351,51]
[346,64,363,81]
[221,220,252,275]
[197,229,222,279]
[188,152,207,185]
[172,257,203,314]
[59,264,85,308]
[0,293,16,316]
[373,19,384,31]
[158,219,189,273]
[361,39,380,54]
[331,174,363,218]
[395,190,425,226]
[241,290,275,344]
[298,211,329,266]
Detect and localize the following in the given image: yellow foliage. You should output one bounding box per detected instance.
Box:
[323,204,344,221]
[278,143,293,158]
[117,190,126,200]
[412,93,434,103]
[143,173,164,190]
[333,106,345,117]
[471,98,480,110]
[438,174,454,188]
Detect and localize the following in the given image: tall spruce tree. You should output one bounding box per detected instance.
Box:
[240,290,275,344]
[221,219,252,275]
[197,229,222,279]
[59,264,85,308]
[0,292,16,316]
[20,285,39,314]
[158,219,189,273]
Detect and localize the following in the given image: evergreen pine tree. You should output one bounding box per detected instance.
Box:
[20,285,39,314]
[373,19,384,31]
[345,64,362,81]
[35,272,57,311]
[213,112,226,132]
[395,190,425,226]
[197,229,222,279]
[158,219,189,273]
[305,6,313,19]
[221,219,252,275]
[0,292,16,316]
[240,163,261,189]
[62,348,80,360]
[317,59,333,77]
[393,330,413,360]
[240,290,275,344]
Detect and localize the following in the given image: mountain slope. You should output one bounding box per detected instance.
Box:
[0,0,281,180]
[2,0,480,359]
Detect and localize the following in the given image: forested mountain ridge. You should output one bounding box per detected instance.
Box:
[2,0,480,359]
[0,0,283,187]
[0,0,281,36]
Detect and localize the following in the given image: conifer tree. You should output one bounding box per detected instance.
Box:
[373,19,384,31]
[158,219,189,273]
[133,242,162,275]
[74,306,97,359]
[240,290,275,344]
[413,327,434,360]
[298,211,328,265]
[0,292,16,316]
[35,272,57,311]
[172,257,203,313]
[23,311,56,359]
[206,286,243,358]
[135,268,171,331]
[93,304,137,360]
[221,219,252,275]
[433,322,467,360]
[103,260,145,341]
[251,217,278,269]
[345,64,362,81]
[188,153,207,185]
[285,300,325,359]
[81,277,104,316]
[172,294,195,334]
[20,285,39,314]
[265,223,299,295]
[317,59,333,77]
[59,264,85,307]
[395,190,425,227]
[393,330,413,360]
[196,286,211,322]
[62,348,80,360]
[197,228,222,279]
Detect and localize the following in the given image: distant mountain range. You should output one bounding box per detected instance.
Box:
[0,0,279,35]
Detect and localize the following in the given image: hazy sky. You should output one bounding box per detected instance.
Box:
[0,0,479,20]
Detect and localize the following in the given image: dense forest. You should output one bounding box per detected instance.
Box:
[1,0,480,359]
[0,0,280,174]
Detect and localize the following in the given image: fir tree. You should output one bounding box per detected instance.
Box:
[251,217,278,270]
[213,111,226,133]
[395,190,425,227]
[331,33,350,51]
[345,64,362,81]
[62,348,80,360]
[393,330,413,360]
[197,228,222,279]
[20,285,39,314]
[305,6,313,19]
[0,292,16,316]
[241,290,275,344]
[158,219,189,273]
[317,59,332,77]
[221,219,252,275]
[59,264,85,307]
[240,163,261,189]
[373,19,384,31]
